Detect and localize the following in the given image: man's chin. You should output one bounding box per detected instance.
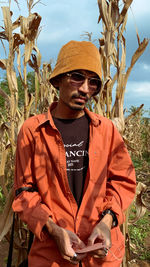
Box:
[69,103,84,111]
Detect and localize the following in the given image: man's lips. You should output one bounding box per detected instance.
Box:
[72,94,88,103]
[74,97,87,103]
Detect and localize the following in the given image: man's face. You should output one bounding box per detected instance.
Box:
[58,70,100,111]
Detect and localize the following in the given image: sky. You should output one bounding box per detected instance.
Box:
[0,0,150,116]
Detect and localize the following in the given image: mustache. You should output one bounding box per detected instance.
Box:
[71,92,89,101]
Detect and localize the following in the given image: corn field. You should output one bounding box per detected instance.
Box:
[0,0,149,266]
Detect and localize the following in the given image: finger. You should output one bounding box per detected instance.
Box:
[92,248,107,258]
[69,253,80,265]
[79,241,87,249]
[87,233,97,246]
[64,256,79,265]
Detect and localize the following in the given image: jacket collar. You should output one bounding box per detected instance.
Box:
[37,102,101,128]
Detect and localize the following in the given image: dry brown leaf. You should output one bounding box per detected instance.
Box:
[16,46,24,84]
[6,68,18,94]
[0,59,7,69]
[112,117,125,134]
[0,188,14,241]
[1,6,12,41]
[97,0,109,30]
[125,38,149,86]
[33,46,41,68]
[118,13,128,40]
[0,87,10,104]
[26,93,35,118]
[28,46,41,71]
[12,16,21,31]
[0,145,10,196]
[141,187,150,210]
[24,40,34,64]
[130,38,149,67]
[111,1,119,26]
[116,0,133,29]
[20,13,41,41]
[13,33,24,50]
[129,182,147,224]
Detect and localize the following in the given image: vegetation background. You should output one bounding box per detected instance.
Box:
[0,0,149,266]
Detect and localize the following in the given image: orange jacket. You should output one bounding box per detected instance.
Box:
[12,102,136,267]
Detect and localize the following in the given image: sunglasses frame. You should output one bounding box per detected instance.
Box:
[66,71,101,93]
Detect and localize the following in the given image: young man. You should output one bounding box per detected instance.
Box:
[12,40,136,267]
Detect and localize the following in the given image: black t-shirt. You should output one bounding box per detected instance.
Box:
[53,115,89,206]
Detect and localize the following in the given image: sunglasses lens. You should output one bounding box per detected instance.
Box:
[89,78,100,88]
[70,73,84,82]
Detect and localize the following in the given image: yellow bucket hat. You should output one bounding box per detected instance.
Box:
[49,40,102,89]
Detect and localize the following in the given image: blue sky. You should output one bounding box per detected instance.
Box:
[0,0,150,116]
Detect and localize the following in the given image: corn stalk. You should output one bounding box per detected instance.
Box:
[96,0,149,135]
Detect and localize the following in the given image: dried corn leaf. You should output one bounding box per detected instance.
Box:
[26,93,35,118]
[13,33,24,50]
[118,13,128,40]
[0,31,7,40]
[12,16,21,31]
[116,0,133,29]
[0,87,10,104]
[125,104,144,123]
[33,46,42,68]
[129,182,147,224]
[0,188,14,241]
[141,187,150,210]
[130,38,149,67]
[16,109,24,134]
[112,117,125,134]
[99,38,104,46]
[97,0,109,30]
[6,68,18,93]
[111,1,119,26]
[2,6,12,41]
[24,40,34,64]
[27,0,34,12]
[125,38,149,85]
[20,13,41,41]
[0,59,7,69]
[115,39,126,101]
[16,46,24,83]
[0,145,10,196]
[28,46,41,71]
[0,122,9,140]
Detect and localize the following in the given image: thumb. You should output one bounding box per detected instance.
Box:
[67,246,77,258]
[87,232,97,246]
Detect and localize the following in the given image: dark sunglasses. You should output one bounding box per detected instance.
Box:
[66,72,101,93]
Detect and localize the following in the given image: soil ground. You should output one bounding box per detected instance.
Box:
[0,239,8,267]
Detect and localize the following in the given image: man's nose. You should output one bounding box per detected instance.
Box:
[78,78,89,93]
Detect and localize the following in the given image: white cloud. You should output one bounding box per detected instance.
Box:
[126,81,150,97]
[38,27,70,44]
[143,64,150,71]
[130,0,150,17]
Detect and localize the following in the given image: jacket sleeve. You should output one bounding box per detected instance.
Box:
[102,122,136,225]
[12,121,52,241]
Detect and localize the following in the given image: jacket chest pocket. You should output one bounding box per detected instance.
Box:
[88,151,108,185]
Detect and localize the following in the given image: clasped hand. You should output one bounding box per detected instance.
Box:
[47,218,111,264]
